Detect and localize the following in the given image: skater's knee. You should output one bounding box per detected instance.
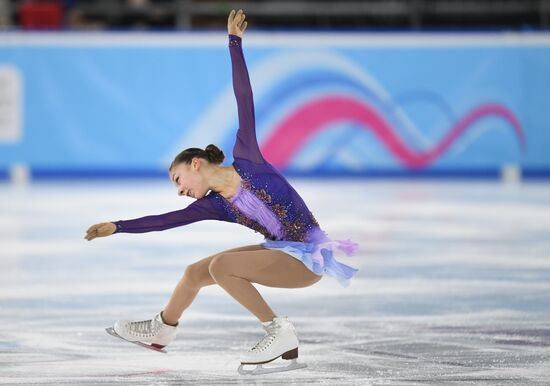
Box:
[208,254,231,280]
[183,261,210,289]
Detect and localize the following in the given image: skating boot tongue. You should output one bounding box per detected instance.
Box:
[251,317,291,351]
[262,316,287,332]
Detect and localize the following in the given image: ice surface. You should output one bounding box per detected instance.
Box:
[1,179,549,385]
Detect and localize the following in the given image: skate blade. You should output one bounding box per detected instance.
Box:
[238,359,307,376]
[105,327,167,354]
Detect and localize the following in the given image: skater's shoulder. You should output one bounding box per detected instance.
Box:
[233,157,282,176]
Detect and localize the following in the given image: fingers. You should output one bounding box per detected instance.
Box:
[233,9,243,20]
[228,9,245,28]
[228,9,237,24]
[84,222,111,241]
[84,228,97,241]
[237,10,245,27]
[86,222,105,234]
[85,225,98,241]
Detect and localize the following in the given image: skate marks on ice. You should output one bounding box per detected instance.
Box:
[301,315,550,384]
[1,181,550,384]
[237,358,307,376]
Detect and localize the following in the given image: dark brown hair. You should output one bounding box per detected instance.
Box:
[169,144,225,171]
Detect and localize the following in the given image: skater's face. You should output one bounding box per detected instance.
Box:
[169,158,209,199]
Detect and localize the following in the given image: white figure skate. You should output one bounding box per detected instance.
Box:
[106,311,177,354]
[238,316,307,375]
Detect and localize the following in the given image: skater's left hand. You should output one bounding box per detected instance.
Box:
[85,222,116,241]
[228,9,248,38]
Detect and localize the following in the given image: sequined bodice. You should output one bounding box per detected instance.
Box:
[229,183,285,240]
[211,157,328,243]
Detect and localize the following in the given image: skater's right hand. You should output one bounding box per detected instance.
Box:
[228,9,247,38]
[85,222,116,241]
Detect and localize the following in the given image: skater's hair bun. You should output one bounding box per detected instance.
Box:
[204,144,225,164]
[169,144,225,170]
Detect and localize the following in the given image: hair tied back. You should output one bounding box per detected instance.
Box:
[204,144,225,165]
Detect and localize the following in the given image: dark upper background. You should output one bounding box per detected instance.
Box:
[2,0,549,31]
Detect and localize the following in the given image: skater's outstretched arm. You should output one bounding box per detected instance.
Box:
[84,196,222,240]
[227,9,264,164]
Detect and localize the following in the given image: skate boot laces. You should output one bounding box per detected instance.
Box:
[248,317,294,353]
[249,328,279,353]
[126,317,162,338]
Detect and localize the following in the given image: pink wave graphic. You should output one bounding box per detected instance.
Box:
[262,95,525,169]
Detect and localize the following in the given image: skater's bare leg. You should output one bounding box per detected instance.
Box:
[208,249,322,323]
[161,244,265,325]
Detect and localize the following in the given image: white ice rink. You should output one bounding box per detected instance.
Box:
[1,179,549,385]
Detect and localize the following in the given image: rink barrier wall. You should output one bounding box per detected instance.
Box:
[0,166,549,182]
[1,31,549,179]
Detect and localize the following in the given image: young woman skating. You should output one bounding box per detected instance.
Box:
[85,9,358,375]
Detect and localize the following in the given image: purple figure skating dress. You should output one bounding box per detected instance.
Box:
[113,34,359,287]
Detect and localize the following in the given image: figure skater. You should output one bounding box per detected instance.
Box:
[85,9,359,375]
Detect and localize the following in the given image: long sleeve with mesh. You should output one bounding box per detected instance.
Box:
[113,195,222,234]
[229,34,265,164]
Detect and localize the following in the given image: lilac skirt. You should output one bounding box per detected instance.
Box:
[261,238,359,287]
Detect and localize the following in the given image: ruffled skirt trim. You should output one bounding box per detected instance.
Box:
[261,238,359,287]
